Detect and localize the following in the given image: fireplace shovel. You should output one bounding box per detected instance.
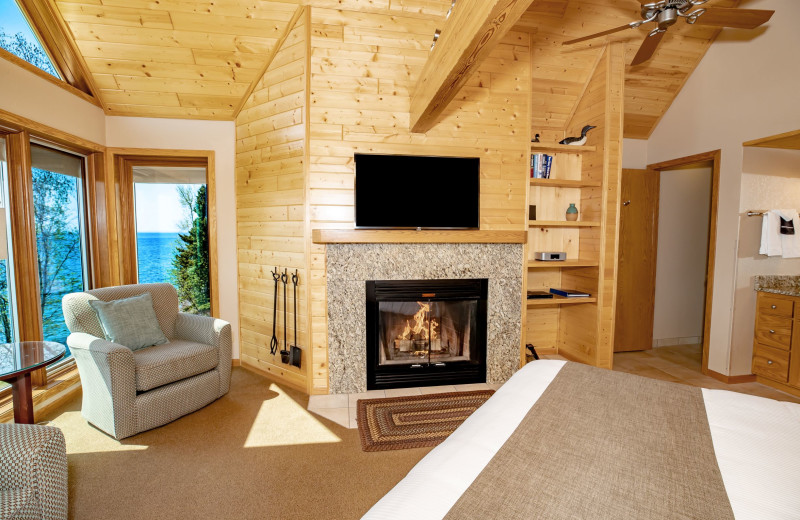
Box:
[289,270,302,369]
[280,269,291,364]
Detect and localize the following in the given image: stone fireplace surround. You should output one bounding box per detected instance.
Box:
[326,243,523,394]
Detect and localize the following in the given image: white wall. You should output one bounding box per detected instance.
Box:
[646,0,800,375]
[652,167,712,346]
[731,148,800,373]
[105,117,240,358]
[622,138,648,169]
[0,58,105,145]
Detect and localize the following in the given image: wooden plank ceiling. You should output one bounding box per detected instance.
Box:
[55,0,302,119]
[48,0,732,131]
[519,0,738,139]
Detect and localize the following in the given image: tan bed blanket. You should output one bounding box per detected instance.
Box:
[443,362,734,519]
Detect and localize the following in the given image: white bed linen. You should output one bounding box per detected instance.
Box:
[364,360,800,520]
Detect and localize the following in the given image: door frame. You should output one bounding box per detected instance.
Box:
[647,150,721,376]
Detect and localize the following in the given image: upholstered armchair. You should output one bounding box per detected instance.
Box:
[62,283,231,440]
[0,423,68,520]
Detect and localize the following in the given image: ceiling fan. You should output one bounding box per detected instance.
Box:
[563,0,775,66]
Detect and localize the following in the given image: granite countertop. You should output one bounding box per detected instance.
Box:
[754,275,800,297]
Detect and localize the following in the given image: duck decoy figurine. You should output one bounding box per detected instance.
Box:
[559,125,596,146]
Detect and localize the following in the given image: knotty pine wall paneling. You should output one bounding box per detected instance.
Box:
[558,43,624,368]
[235,8,310,392]
[305,8,531,393]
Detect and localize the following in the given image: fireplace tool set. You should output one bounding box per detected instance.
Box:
[269,267,302,369]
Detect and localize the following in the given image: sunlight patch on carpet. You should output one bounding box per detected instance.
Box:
[244,384,341,447]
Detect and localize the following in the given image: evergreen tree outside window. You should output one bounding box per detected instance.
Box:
[0,0,60,78]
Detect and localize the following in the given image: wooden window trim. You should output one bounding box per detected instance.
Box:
[109,149,219,317]
[12,0,103,107]
[1,112,108,390]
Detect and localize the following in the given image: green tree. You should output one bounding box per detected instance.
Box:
[171,185,210,315]
[0,29,58,77]
[33,168,82,340]
[0,261,13,342]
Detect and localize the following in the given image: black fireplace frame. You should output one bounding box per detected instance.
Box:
[366,278,488,390]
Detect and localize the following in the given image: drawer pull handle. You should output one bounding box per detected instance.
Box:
[770,329,776,334]
[767,360,774,365]
[771,305,777,309]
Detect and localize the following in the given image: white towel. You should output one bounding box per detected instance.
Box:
[760,210,782,256]
[776,209,800,259]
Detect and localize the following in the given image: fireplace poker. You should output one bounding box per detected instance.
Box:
[280,269,290,364]
[290,270,302,368]
[270,267,280,356]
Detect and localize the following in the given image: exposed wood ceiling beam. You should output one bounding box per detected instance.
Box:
[410,0,536,133]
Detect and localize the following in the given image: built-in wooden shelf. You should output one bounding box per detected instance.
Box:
[527,259,599,269]
[311,229,527,244]
[530,143,596,153]
[528,220,600,228]
[527,296,597,307]
[529,178,602,188]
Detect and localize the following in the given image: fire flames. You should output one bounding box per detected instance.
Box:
[399,302,439,341]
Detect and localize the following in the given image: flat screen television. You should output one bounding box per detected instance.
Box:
[354,153,480,229]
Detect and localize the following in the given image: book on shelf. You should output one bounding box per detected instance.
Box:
[527,290,554,299]
[530,153,553,179]
[549,288,591,298]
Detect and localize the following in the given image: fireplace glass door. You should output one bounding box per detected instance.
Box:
[378,300,476,367]
[366,279,487,389]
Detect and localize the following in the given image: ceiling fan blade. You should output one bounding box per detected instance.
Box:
[631,30,665,66]
[692,8,775,29]
[563,23,637,45]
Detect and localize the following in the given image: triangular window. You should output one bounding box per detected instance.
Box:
[0,0,60,78]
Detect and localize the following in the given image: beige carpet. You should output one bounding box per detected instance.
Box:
[42,367,431,520]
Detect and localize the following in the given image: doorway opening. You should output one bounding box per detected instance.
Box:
[614,150,721,378]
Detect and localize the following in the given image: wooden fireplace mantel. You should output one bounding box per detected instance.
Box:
[311,229,527,244]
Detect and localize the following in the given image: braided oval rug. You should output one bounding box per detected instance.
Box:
[357,390,495,452]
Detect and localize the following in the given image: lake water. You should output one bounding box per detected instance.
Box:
[136,232,181,285]
[37,232,182,346]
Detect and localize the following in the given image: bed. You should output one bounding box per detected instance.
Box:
[364,360,800,520]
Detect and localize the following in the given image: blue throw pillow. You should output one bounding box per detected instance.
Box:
[88,293,168,351]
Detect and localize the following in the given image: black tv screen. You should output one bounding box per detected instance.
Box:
[354,153,480,229]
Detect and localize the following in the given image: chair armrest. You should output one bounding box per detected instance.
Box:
[0,424,68,519]
[67,332,132,356]
[175,313,232,396]
[67,333,137,440]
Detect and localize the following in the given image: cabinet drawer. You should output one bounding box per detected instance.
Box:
[752,344,790,383]
[754,313,792,350]
[758,294,794,318]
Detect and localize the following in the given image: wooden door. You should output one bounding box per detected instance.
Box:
[614,169,659,352]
